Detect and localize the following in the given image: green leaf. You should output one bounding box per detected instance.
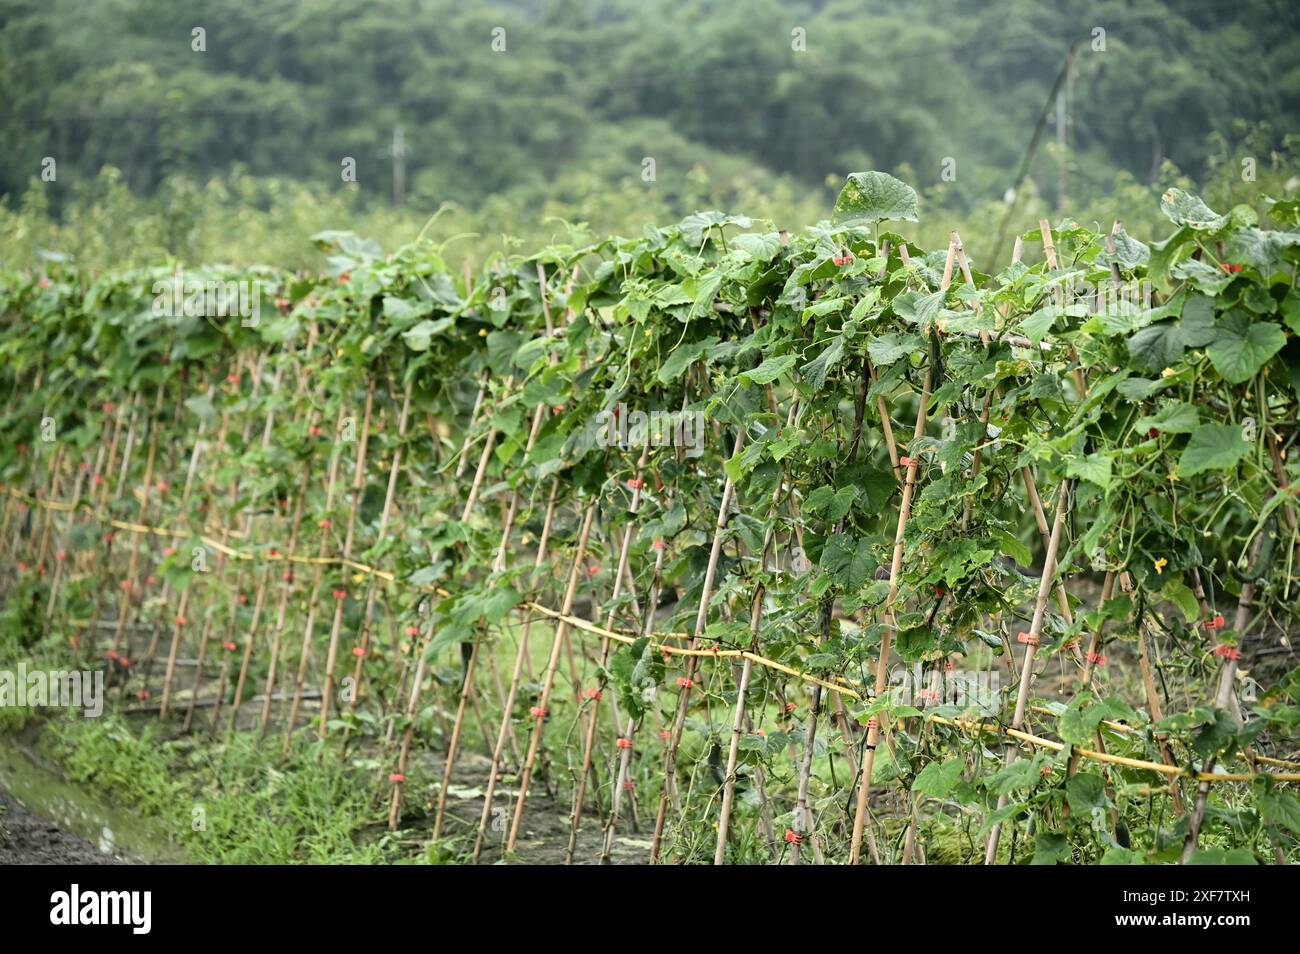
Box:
[1161,578,1199,623]
[1116,377,1167,401]
[184,393,217,427]
[831,171,919,227]
[731,231,784,263]
[1206,312,1286,384]
[867,332,922,367]
[913,759,964,798]
[1178,424,1250,477]
[1101,847,1146,865]
[1030,832,1071,865]
[1225,228,1300,270]
[801,335,847,390]
[820,533,877,588]
[741,353,797,386]
[1187,848,1258,865]
[657,336,718,384]
[1160,189,1227,232]
[1066,772,1107,814]
[1126,295,1216,372]
[1134,402,1198,435]
[1066,452,1112,490]
[1259,791,1300,835]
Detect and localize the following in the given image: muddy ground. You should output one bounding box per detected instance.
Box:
[0,788,121,865]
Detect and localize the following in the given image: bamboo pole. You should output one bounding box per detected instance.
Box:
[984,480,1072,864]
[283,406,349,750]
[1181,532,1266,862]
[345,380,414,725]
[506,502,598,853]
[649,427,745,864]
[319,379,376,737]
[847,239,954,865]
[600,491,673,864]
[563,445,649,863]
[258,452,313,735]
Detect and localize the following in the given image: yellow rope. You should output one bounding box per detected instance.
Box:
[10,483,1298,785]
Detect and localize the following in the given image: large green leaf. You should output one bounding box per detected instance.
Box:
[1206,312,1286,384]
[1126,295,1216,371]
[657,336,718,383]
[801,335,847,390]
[1159,189,1227,232]
[831,172,919,228]
[1178,424,1251,477]
[1134,402,1199,435]
[1065,452,1112,490]
[741,353,797,385]
[913,759,964,798]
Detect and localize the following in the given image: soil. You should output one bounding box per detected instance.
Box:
[0,788,123,865]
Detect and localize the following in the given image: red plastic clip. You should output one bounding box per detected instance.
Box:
[332,589,347,601]
[1213,645,1241,660]
[784,829,803,844]
[388,773,405,783]
[135,690,151,700]
[319,518,331,529]
[530,706,547,718]
[616,738,633,749]
[55,550,66,563]
[1204,615,1225,630]
[658,730,672,740]
[223,642,237,652]
[105,650,119,661]
[626,478,643,490]
[584,688,602,700]
[1087,651,1107,666]
[675,677,694,688]
[899,456,913,467]
[623,780,635,791]
[351,646,366,657]
[652,539,665,551]
[866,716,879,732]
[1017,632,1040,646]
[785,702,796,713]
[175,615,186,626]
[237,593,248,605]
[405,626,420,637]
[119,658,131,667]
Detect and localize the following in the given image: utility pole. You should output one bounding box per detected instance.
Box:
[1056,49,1073,213]
[391,125,407,206]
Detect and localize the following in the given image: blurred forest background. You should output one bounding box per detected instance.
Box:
[1,0,1298,271]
